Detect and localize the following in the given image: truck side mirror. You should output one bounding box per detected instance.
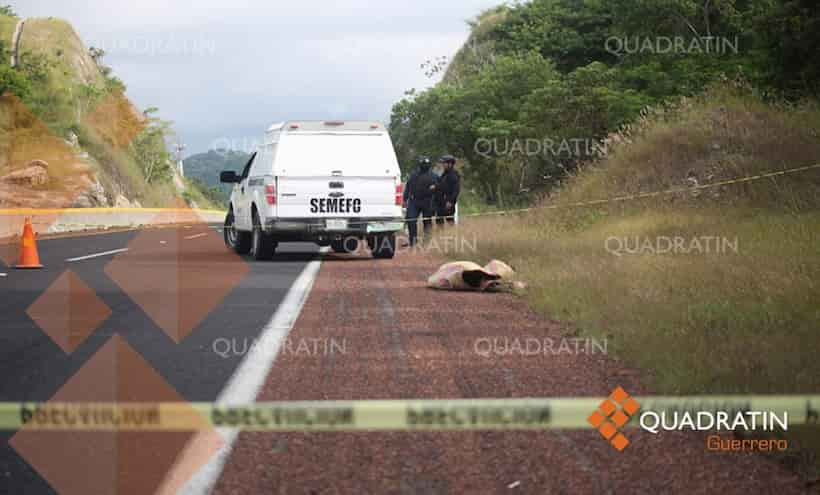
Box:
[220,171,240,183]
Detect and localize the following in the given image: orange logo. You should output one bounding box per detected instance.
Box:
[587,386,640,451]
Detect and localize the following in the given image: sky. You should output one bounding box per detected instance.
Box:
[16,0,500,155]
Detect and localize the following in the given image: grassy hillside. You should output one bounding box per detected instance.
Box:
[398,0,820,395]
[453,86,820,395]
[22,18,104,87]
[444,87,820,476]
[0,12,15,42]
[0,13,215,209]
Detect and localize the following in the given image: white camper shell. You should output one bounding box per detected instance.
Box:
[221,121,405,259]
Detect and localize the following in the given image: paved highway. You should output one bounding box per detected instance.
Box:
[0,224,318,494]
[0,224,805,494]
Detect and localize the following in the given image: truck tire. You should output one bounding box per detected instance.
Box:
[224,208,251,254]
[251,210,277,260]
[331,237,359,254]
[372,233,396,259]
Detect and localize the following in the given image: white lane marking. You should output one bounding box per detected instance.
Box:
[65,248,129,262]
[0,273,7,277]
[159,247,328,495]
[184,233,207,240]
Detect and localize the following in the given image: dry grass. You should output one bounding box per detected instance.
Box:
[83,91,145,151]
[0,92,85,185]
[21,17,105,87]
[446,88,820,395]
[547,89,820,215]
[442,89,820,476]
[455,209,819,394]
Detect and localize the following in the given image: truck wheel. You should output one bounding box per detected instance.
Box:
[224,208,251,254]
[372,233,396,259]
[331,237,359,254]
[251,211,277,260]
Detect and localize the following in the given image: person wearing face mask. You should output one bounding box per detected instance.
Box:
[402,156,439,246]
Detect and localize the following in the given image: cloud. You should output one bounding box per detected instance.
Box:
[16,0,500,153]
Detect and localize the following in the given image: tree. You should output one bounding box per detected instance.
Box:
[0,5,16,17]
[88,46,126,93]
[0,64,31,98]
[391,52,564,204]
[0,40,31,98]
[487,0,618,73]
[17,50,51,85]
[88,46,105,64]
[130,108,175,184]
[751,0,820,97]
[390,0,820,209]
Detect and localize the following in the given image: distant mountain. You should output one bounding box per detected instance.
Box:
[184,149,248,187]
[183,149,249,204]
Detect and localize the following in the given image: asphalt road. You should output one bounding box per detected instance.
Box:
[0,224,320,494]
[0,225,808,494]
[212,251,805,495]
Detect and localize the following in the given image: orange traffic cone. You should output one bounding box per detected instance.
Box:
[16,218,43,269]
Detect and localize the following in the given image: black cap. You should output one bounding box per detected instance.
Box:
[438,154,456,164]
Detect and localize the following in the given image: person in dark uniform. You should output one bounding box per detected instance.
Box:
[403,157,438,246]
[435,154,460,225]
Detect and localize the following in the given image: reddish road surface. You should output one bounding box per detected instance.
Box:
[213,251,802,495]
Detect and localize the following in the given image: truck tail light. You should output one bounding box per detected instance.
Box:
[265,184,276,205]
[395,181,403,206]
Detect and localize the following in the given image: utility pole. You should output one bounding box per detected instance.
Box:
[174,143,186,177]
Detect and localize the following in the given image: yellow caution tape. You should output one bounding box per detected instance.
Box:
[0,396,817,431]
[347,162,820,226]
[458,162,820,219]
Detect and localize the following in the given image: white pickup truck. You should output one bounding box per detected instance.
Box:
[220,121,405,259]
